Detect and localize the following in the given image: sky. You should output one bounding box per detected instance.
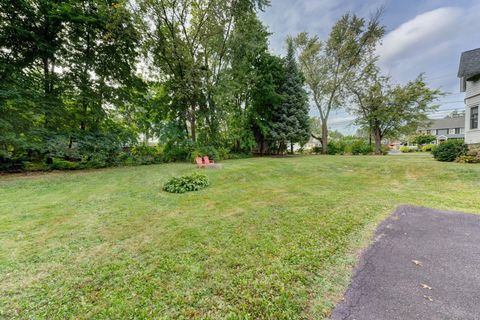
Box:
[259,0,480,134]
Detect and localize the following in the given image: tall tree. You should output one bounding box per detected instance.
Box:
[293,12,384,154]
[271,38,310,153]
[350,72,442,154]
[61,0,140,132]
[138,0,269,143]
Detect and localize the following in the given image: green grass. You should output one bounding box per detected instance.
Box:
[1,154,480,319]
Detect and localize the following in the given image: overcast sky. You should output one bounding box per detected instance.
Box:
[259,0,480,134]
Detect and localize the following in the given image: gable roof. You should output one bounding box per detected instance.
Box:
[458,48,480,80]
[419,116,465,130]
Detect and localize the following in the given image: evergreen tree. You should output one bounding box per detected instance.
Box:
[270,39,310,153]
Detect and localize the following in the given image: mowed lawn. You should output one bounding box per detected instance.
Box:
[1,155,480,319]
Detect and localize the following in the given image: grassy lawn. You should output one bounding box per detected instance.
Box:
[1,154,480,319]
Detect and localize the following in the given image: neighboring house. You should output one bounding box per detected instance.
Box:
[417,115,465,144]
[458,48,480,147]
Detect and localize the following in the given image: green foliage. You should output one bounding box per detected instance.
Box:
[326,137,373,155]
[294,12,385,153]
[163,172,210,194]
[351,140,373,155]
[413,134,436,146]
[312,146,323,154]
[432,140,468,162]
[327,142,341,155]
[51,158,79,170]
[381,145,390,155]
[422,144,436,152]
[269,39,310,153]
[455,155,480,163]
[400,146,418,153]
[163,140,196,163]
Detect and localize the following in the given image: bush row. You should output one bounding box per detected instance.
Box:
[310,138,388,155]
[10,139,250,172]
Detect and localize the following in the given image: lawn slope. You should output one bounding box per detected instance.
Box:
[1,155,479,319]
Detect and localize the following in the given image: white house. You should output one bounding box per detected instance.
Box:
[458,48,480,147]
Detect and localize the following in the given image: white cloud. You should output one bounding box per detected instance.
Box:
[377,7,463,65]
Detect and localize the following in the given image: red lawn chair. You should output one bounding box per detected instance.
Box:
[195,157,206,168]
[203,156,215,165]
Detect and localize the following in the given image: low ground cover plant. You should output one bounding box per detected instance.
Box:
[163,172,210,193]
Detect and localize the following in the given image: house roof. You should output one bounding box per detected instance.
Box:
[458,48,480,80]
[419,116,465,130]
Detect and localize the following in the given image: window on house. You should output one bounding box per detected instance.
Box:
[471,106,478,129]
[426,130,431,134]
[437,129,448,135]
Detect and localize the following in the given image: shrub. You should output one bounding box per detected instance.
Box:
[351,140,373,155]
[380,145,390,155]
[163,140,195,162]
[421,144,436,152]
[400,146,417,153]
[312,146,322,154]
[455,155,480,163]
[163,172,210,194]
[131,145,163,165]
[23,161,49,171]
[327,141,339,155]
[51,158,79,170]
[413,134,436,145]
[432,140,468,162]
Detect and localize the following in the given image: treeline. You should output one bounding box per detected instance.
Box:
[1,1,443,171]
[0,0,310,171]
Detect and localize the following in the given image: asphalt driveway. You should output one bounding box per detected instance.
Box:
[331,205,480,320]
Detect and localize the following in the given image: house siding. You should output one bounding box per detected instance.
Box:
[465,80,480,144]
[465,79,480,99]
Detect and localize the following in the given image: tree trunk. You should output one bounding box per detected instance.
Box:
[190,105,196,142]
[290,142,294,154]
[374,126,382,155]
[321,118,328,154]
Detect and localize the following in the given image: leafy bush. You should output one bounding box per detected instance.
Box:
[400,146,417,153]
[381,145,390,155]
[163,140,195,162]
[421,144,436,152]
[413,134,436,145]
[327,141,345,155]
[51,158,79,170]
[351,140,373,155]
[131,145,163,165]
[163,172,210,193]
[432,140,468,162]
[455,155,480,163]
[312,146,322,154]
[23,161,49,171]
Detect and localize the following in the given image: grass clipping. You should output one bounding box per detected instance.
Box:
[163,172,209,193]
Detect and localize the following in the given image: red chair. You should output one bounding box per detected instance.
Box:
[203,156,215,165]
[195,157,206,168]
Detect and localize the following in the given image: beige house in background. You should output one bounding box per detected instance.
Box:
[458,48,480,147]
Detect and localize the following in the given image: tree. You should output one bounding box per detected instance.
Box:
[270,38,310,153]
[412,134,436,146]
[293,12,384,154]
[350,73,442,154]
[249,53,285,154]
[138,0,269,143]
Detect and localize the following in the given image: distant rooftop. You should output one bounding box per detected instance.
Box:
[420,115,465,130]
[458,48,480,80]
